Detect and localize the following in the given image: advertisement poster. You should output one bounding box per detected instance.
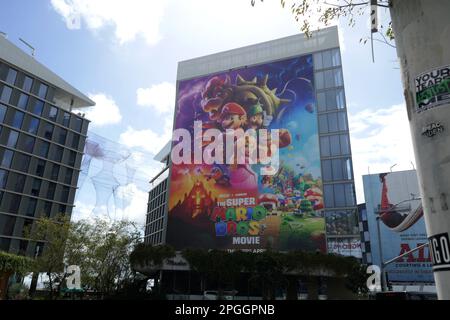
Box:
[167,54,325,251]
[363,170,434,283]
[415,64,450,113]
[327,238,362,258]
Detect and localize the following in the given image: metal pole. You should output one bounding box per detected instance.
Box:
[376,216,387,291]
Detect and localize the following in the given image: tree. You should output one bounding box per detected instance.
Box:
[0,251,33,300]
[253,0,450,299]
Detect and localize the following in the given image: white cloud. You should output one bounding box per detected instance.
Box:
[349,104,416,203]
[76,93,122,126]
[119,115,172,154]
[51,0,167,45]
[136,82,176,113]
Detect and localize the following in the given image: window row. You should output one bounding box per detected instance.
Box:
[325,210,359,236]
[0,192,71,219]
[148,191,167,211]
[315,68,343,90]
[317,88,345,112]
[318,111,348,134]
[145,232,164,246]
[320,134,351,157]
[146,205,166,225]
[323,183,356,208]
[314,48,341,70]
[0,86,84,133]
[321,157,353,182]
[1,65,48,99]
[145,218,164,236]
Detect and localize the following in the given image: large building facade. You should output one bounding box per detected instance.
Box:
[146,26,359,256]
[0,35,94,256]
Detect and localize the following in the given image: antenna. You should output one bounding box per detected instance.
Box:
[19,37,35,57]
[390,164,397,172]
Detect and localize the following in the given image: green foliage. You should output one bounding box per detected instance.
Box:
[0,251,33,274]
[130,244,176,268]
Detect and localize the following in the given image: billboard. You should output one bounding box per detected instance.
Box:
[363,170,434,283]
[167,54,325,252]
[327,238,362,258]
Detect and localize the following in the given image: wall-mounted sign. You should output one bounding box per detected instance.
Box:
[429,232,450,272]
[422,122,444,137]
[415,65,450,113]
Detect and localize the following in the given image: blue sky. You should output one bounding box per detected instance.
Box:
[0,0,416,225]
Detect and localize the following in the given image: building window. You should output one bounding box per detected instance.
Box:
[9,194,21,214]
[27,116,39,134]
[60,186,70,203]
[2,214,16,236]
[59,204,67,216]
[38,140,50,157]
[48,106,58,122]
[0,104,6,122]
[31,178,41,197]
[43,201,52,217]
[36,159,45,177]
[32,99,44,116]
[52,145,63,162]
[51,164,60,180]
[23,76,33,92]
[57,128,67,145]
[0,85,12,104]
[12,173,26,193]
[73,117,82,133]
[7,129,19,147]
[62,112,70,127]
[26,199,37,217]
[13,153,30,173]
[1,149,14,168]
[5,68,18,85]
[323,183,356,208]
[38,83,48,99]
[11,110,25,129]
[0,169,8,189]
[42,122,54,140]
[22,219,33,236]
[22,135,35,153]
[71,133,80,149]
[0,237,11,251]
[17,93,29,109]
[64,168,73,185]
[68,151,76,167]
[47,182,56,200]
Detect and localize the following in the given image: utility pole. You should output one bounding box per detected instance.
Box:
[389,0,450,299]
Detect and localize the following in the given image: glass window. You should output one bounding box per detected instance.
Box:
[64,168,73,185]
[328,113,339,132]
[47,182,56,200]
[320,136,330,157]
[0,85,12,104]
[5,68,18,85]
[334,184,346,207]
[23,76,33,92]
[315,72,324,90]
[17,93,29,109]
[43,201,52,217]
[58,128,67,145]
[2,214,16,236]
[27,116,39,134]
[52,146,63,162]
[338,112,348,131]
[63,112,70,127]
[324,70,334,88]
[32,99,44,116]
[336,88,345,109]
[71,133,79,149]
[73,117,82,133]
[51,164,60,180]
[36,159,45,177]
[330,135,341,156]
[11,110,24,129]
[42,122,54,140]
[326,90,337,110]
[334,69,343,87]
[38,141,50,157]
[22,220,33,237]
[48,106,58,122]
[344,158,352,180]
[332,159,343,181]
[26,199,37,217]
[322,50,332,69]
[31,178,41,197]
[0,104,6,122]
[345,183,355,206]
[68,150,76,166]
[314,52,323,70]
[38,83,48,99]
[340,134,350,155]
[12,173,26,193]
[13,153,30,173]
[1,149,13,168]
[7,129,19,147]
[22,135,35,153]
[318,114,328,133]
[59,204,67,215]
[0,169,8,188]
[324,184,334,208]
[317,92,326,112]
[322,160,332,182]
[332,48,341,67]
[0,237,11,251]
[9,194,21,214]
[61,186,70,203]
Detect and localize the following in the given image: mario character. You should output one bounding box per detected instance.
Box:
[219,102,247,131]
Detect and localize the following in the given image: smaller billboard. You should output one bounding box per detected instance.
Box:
[363,170,434,283]
[327,238,362,258]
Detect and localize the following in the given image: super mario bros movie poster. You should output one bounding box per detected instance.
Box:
[166,54,326,252]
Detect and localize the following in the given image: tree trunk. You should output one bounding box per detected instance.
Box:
[390,0,450,299]
[0,271,12,300]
